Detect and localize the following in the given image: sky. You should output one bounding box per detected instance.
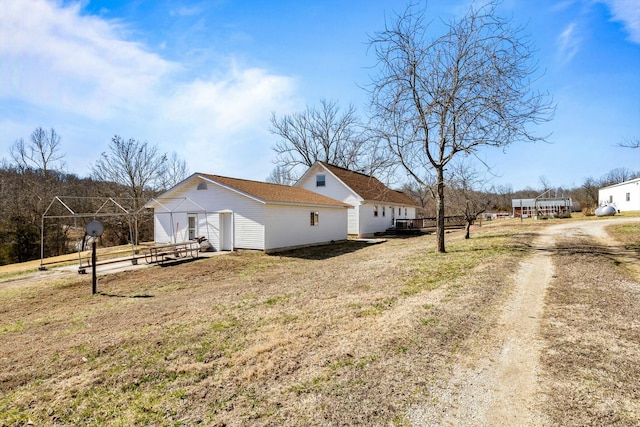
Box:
[1,0,639,191]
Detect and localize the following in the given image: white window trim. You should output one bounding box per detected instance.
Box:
[310,211,319,226]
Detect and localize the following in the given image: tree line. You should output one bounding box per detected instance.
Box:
[3,1,637,263]
[0,130,187,266]
[266,1,636,251]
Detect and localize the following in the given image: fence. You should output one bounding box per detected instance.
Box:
[395,216,466,229]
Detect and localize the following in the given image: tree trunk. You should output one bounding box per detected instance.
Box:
[436,167,446,253]
[465,221,471,239]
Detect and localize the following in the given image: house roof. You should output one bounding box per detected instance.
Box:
[599,177,640,190]
[318,162,417,206]
[200,173,350,208]
[511,198,573,208]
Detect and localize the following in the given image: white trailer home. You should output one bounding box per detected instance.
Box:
[598,178,640,212]
[295,162,418,237]
[145,173,350,253]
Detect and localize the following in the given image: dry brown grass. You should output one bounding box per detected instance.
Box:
[2,217,638,426]
[0,222,535,426]
[540,231,640,426]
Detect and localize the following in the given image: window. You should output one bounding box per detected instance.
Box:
[316,175,326,187]
[382,206,386,217]
[197,182,207,190]
[626,192,631,202]
[398,207,401,215]
[310,211,319,226]
[374,205,378,217]
[188,215,197,240]
[405,208,407,216]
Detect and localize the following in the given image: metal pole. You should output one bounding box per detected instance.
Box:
[75,215,82,267]
[92,240,97,294]
[39,215,46,270]
[520,199,523,223]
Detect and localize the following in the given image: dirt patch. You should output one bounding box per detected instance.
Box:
[1,218,638,426]
[407,217,640,426]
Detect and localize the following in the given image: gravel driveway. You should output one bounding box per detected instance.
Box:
[408,217,640,426]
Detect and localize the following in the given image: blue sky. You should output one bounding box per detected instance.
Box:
[1,0,639,191]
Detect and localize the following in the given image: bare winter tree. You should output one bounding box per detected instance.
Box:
[158,152,189,191]
[266,165,297,186]
[10,127,65,176]
[491,183,513,212]
[91,136,169,244]
[270,99,393,181]
[401,180,433,215]
[619,137,639,149]
[538,175,552,193]
[580,177,601,210]
[368,1,555,252]
[447,162,492,239]
[601,167,639,186]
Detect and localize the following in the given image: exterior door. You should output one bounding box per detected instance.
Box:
[219,212,233,251]
[187,215,197,240]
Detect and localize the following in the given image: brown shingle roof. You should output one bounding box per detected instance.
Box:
[200,173,349,207]
[319,162,417,206]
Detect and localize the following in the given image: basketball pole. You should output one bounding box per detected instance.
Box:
[92,239,97,294]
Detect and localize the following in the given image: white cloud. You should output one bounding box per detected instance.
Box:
[0,0,299,180]
[159,64,299,177]
[0,0,176,118]
[557,22,582,62]
[170,5,204,17]
[598,0,640,43]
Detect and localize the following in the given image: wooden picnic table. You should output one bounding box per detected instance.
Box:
[144,241,200,265]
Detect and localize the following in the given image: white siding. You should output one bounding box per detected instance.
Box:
[347,205,359,236]
[151,174,350,252]
[358,204,417,237]
[406,206,416,220]
[296,164,418,237]
[296,165,362,235]
[599,179,640,212]
[359,203,391,236]
[264,205,347,251]
[150,177,266,251]
[154,214,172,244]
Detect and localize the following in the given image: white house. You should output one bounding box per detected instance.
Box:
[598,178,640,212]
[145,173,350,253]
[295,162,417,237]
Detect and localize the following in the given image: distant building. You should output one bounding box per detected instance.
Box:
[598,178,640,212]
[512,191,573,218]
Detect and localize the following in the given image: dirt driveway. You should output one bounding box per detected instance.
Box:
[409,217,640,426]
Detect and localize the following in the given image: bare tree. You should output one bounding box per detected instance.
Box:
[270,99,393,180]
[580,177,600,210]
[538,175,552,193]
[158,152,189,192]
[401,180,433,215]
[266,165,297,186]
[601,167,639,186]
[491,183,513,212]
[10,127,65,176]
[447,162,492,239]
[619,137,639,149]
[91,136,168,244]
[368,1,555,252]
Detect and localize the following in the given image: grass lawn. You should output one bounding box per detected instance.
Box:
[1,216,638,426]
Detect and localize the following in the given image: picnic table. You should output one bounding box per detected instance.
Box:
[144,241,200,265]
